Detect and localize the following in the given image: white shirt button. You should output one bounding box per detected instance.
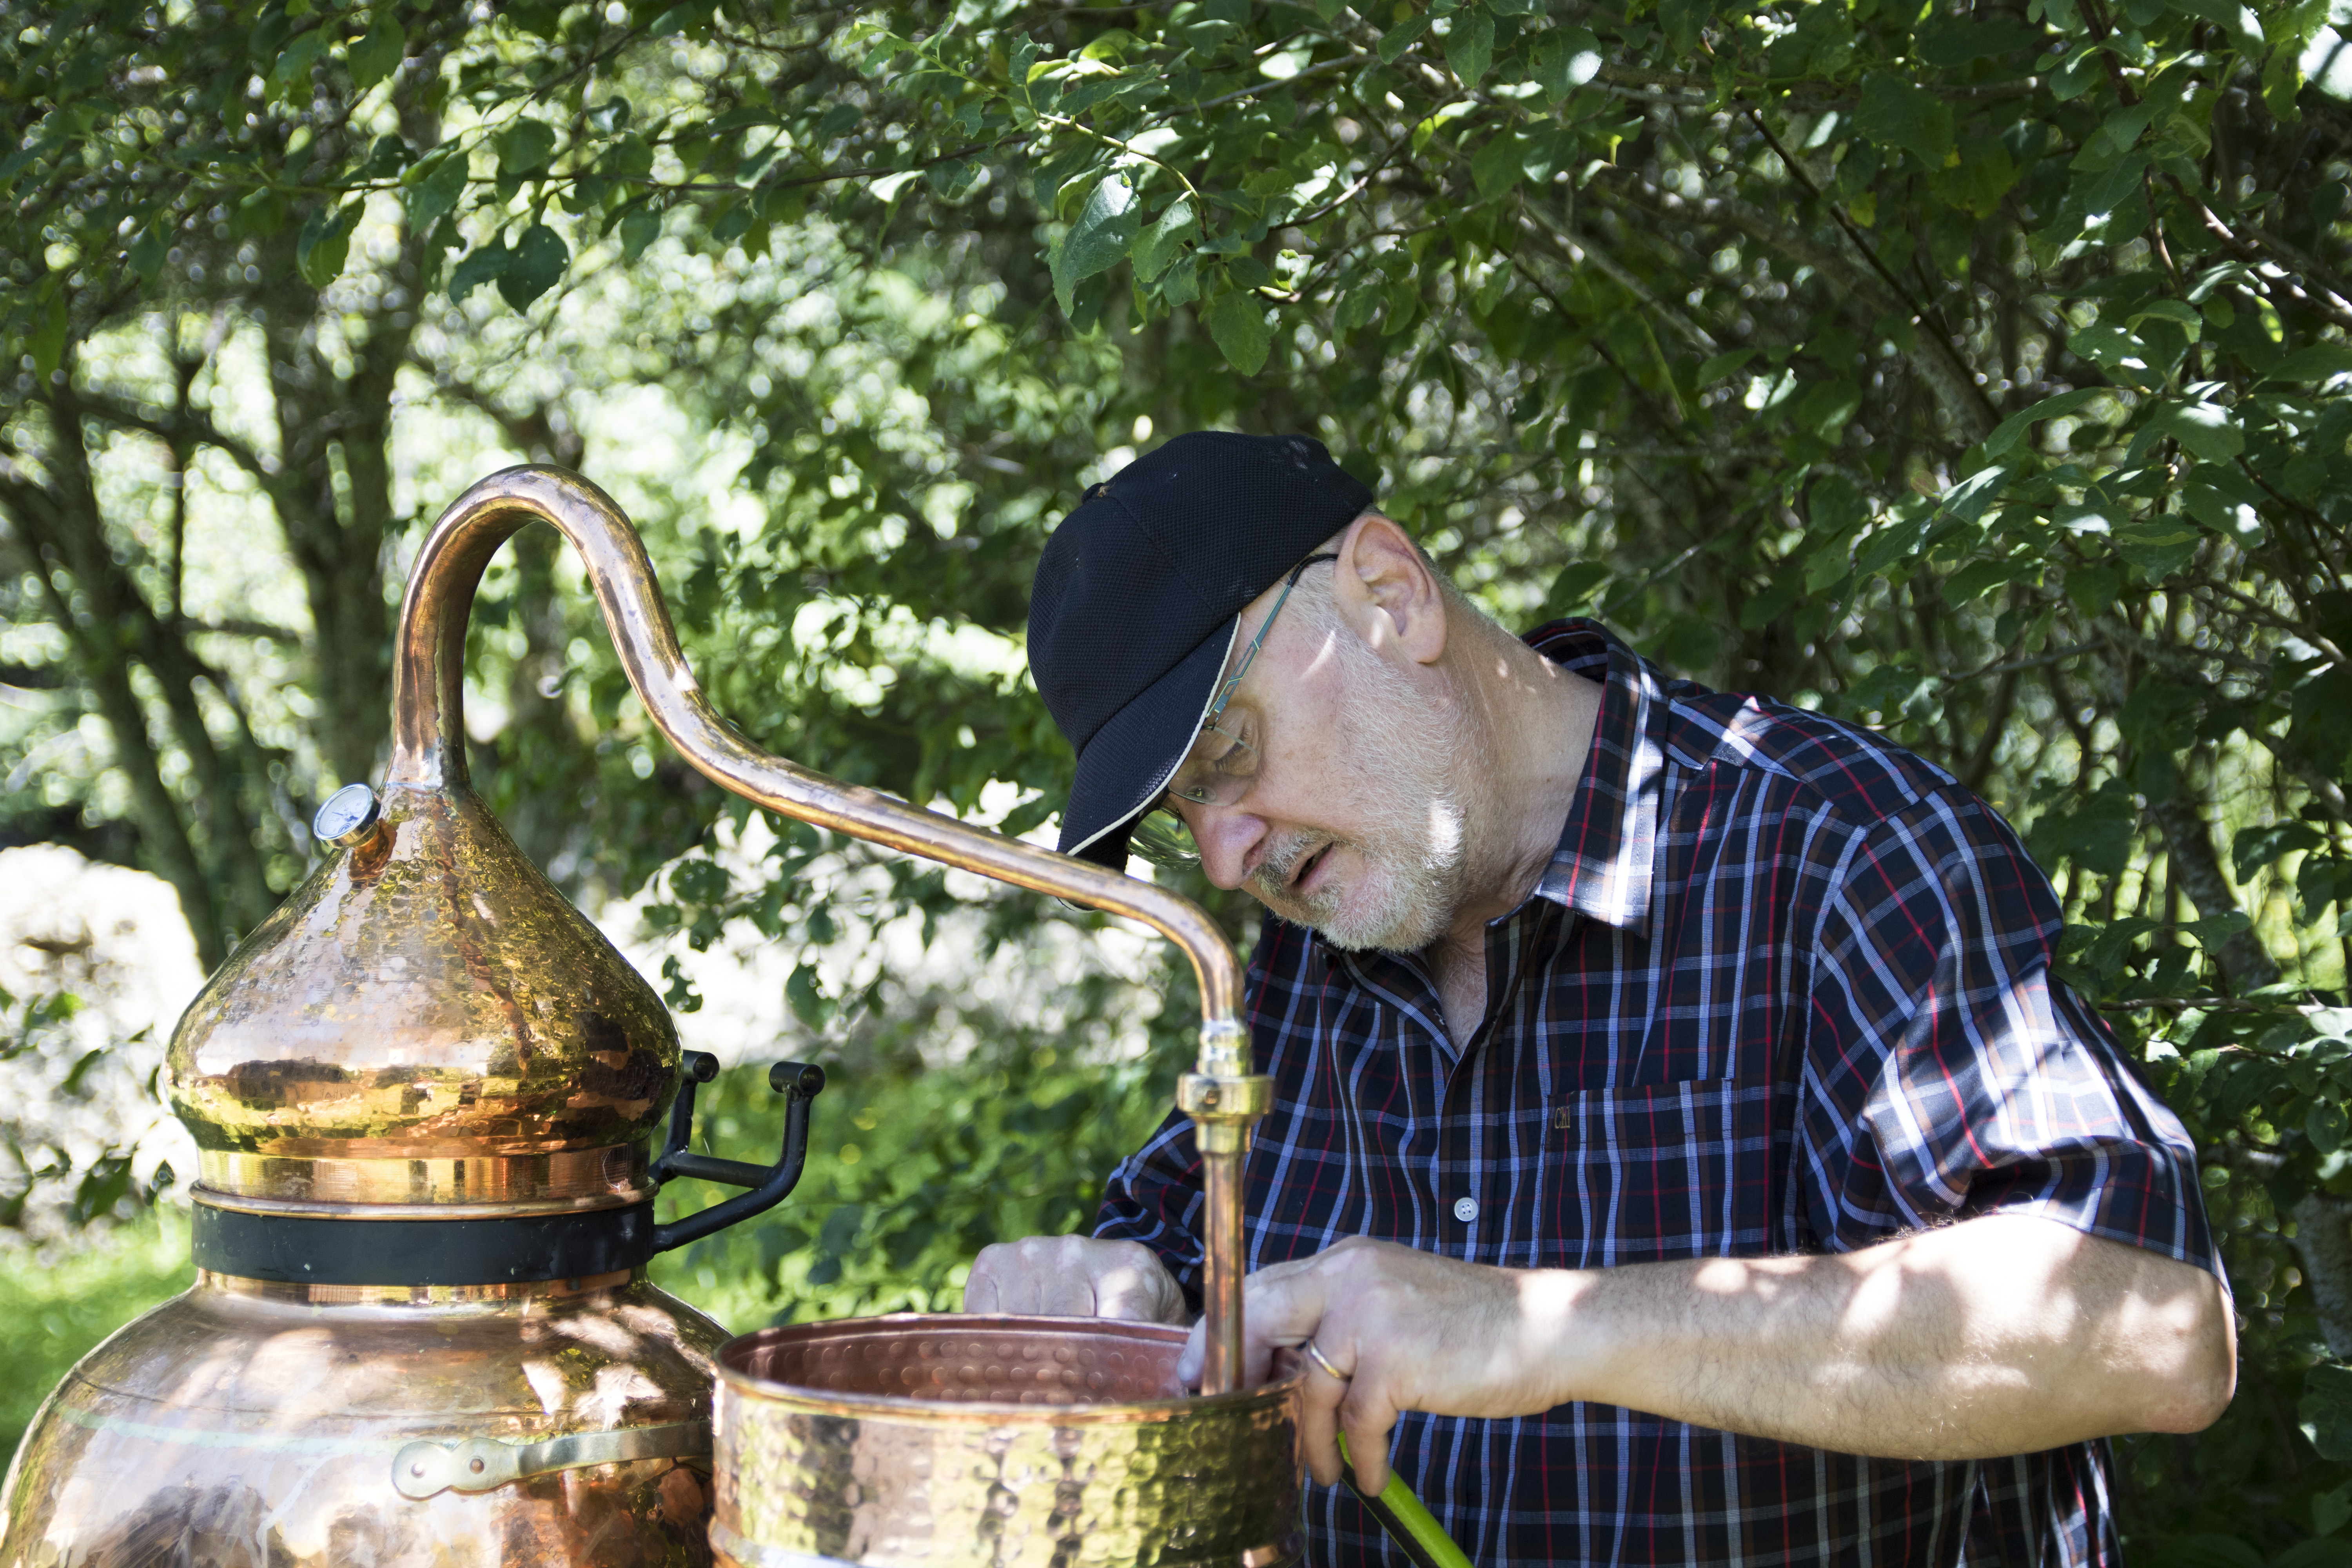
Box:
[1452,1196,1479,1223]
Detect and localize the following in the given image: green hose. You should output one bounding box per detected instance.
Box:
[1334,1433,1475,1568]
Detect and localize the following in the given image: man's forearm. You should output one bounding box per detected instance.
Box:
[1525,1213,2236,1460]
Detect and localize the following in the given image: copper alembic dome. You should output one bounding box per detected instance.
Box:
[0,466,1272,1568]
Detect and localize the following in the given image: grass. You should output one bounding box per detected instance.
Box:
[0,1207,194,1475]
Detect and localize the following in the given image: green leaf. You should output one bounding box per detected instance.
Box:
[2108,515,2203,579]
[1545,561,1612,615]
[269,28,328,102]
[1206,289,1272,375]
[1936,465,2010,527]
[27,289,66,379]
[295,201,359,288]
[1529,26,1604,98]
[1132,196,1197,283]
[1940,554,2033,607]
[2181,910,2252,949]
[786,965,831,1028]
[494,120,559,179]
[1914,14,2042,65]
[496,222,569,309]
[647,2,713,37]
[1855,71,1956,168]
[1472,131,1526,199]
[2181,481,2264,544]
[2306,1363,2352,1461]
[2167,0,2264,49]
[1982,388,2101,458]
[1446,7,1497,87]
[1051,174,1141,313]
[2267,344,2352,382]
[127,225,167,280]
[1698,348,1758,385]
[605,203,655,260]
[347,11,405,91]
[403,149,469,235]
[448,238,512,304]
[2129,298,2203,341]
[2142,399,2245,463]
[1377,14,1432,62]
[1659,0,1710,52]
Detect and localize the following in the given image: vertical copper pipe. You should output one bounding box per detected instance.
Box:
[387,466,1271,1392]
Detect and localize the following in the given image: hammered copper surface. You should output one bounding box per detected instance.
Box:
[711,1317,1303,1568]
[166,780,678,1205]
[0,1271,726,1567]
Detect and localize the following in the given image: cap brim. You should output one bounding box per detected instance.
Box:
[1057,620,1238,870]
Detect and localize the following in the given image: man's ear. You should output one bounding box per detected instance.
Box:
[1333,512,1446,666]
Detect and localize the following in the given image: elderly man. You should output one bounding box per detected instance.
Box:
[967,431,2233,1564]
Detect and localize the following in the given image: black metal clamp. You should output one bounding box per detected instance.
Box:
[191,1051,826,1287]
[649,1050,826,1254]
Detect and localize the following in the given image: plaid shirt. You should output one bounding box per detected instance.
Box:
[1096,620,2217,1567]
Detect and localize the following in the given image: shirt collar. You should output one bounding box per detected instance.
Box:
[1525,619,1670,937]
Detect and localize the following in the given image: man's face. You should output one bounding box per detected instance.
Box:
[1167,580,1485,953]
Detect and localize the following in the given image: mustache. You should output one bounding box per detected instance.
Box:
[1248,833,1327,901]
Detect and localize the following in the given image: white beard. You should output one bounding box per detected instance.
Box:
[1246,632,1488,954]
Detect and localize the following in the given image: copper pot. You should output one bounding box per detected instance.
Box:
[710,1316,1305,1568]
[5,1271,723,1566]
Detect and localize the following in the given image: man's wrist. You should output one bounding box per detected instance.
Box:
[1514,1265,1610,1410]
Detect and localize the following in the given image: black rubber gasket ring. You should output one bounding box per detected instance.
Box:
[192,1200,656,1287]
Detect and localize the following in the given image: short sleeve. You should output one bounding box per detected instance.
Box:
[1794,788,2219,1276]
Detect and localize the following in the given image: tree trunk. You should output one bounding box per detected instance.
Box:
[2147,794,2284,993]
[0,403,229,968]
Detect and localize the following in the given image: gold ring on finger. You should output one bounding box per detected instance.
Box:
[1301,1338,1348,1382]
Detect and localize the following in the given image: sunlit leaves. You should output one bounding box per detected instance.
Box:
[1051,174,1141,312]
[346,13,405,93]
[494,120,559,180]
[294,202,359,288]
[501,223,571,309]
[1205,289,1271,374]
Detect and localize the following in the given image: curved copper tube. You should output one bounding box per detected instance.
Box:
[385,465,1264,1392]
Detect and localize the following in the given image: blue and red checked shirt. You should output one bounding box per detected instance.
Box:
[1094,619,2218,1567]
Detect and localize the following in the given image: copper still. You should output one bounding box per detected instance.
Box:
[0,467,1285,1566]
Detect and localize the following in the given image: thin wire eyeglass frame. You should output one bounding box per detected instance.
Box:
[1165,552,1339,810]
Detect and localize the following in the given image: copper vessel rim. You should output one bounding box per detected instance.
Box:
[715,1314,1301,1425]
[193,1266,642,1305]
[190,1186,649,1221]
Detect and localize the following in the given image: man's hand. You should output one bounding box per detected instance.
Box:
[1178,1216,2236,1497]
[963,1235,1189,1324]
[1176,1237,1541,1492]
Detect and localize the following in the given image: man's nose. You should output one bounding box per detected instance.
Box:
[1189,805,1264,891]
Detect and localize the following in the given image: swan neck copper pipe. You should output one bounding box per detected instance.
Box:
[386,466,1267,1394]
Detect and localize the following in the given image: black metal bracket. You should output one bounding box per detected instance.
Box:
[648,1049,825,1255]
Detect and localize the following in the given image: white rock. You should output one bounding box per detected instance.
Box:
[0,844,205,1237]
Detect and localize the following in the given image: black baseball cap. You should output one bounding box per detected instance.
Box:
[1027,431,1375,871]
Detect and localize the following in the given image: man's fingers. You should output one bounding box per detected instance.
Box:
[1238,1261,1335,1370]
[962,1247,1006,1313]
[1340,1378,1400,1495]
[1094,1259,1177,1323]
[1298,1341,1351,1486]
[1041,1268,1098,1318]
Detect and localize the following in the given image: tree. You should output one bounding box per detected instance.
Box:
[10,0,2352,1544]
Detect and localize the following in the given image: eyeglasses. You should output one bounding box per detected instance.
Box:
[1165,552,1338,810]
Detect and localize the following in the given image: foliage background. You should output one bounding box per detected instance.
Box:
[11,0,2352,1554]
